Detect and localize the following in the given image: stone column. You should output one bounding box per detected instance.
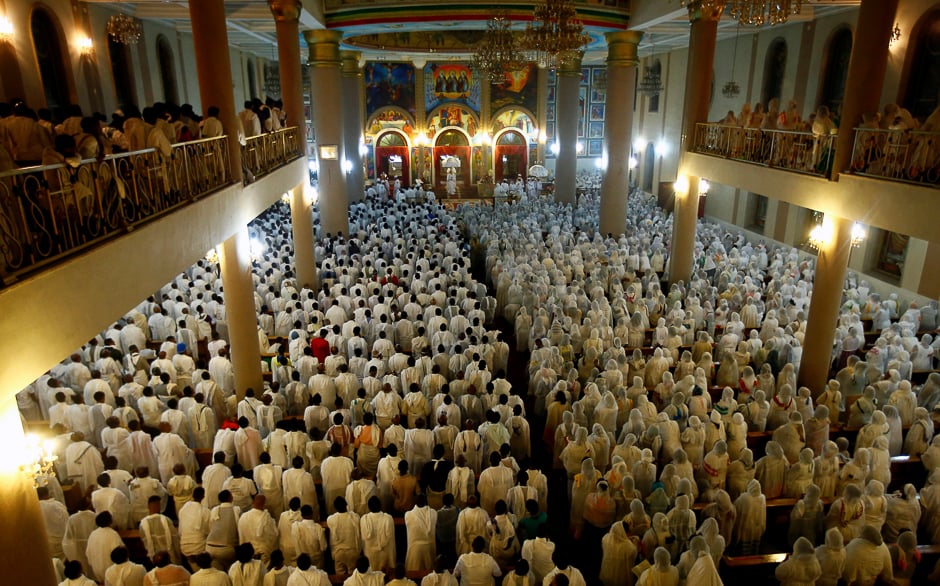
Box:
[342,51,366,203]
[536,67,549,164]
[831,0,900,177]
[798,216,853,394]
[553,54,583,205]
[304,30,348,237]
[599,31,642,237]
[220,228,264,399]
[189,0,242,182]
[670,2,722,284]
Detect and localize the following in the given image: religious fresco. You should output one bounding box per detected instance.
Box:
[364,62,416,117]
[324,0,627,8]
[489,63,539,114]
[427,104,479,137]
[545,65,607,157]
[366,109,415,136]
[491,109,536,140]
[345,30,485,53]
[424,63,481,114]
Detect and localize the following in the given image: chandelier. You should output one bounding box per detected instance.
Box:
[638,65,663,96]
[107,2,142,45]
[472,13,524,83]
[522,0,591,70]
[682,0,803,27]
[722,25,742,99]
[20,434,57,488]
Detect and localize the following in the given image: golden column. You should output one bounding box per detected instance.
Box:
[269,0,317,290]
[189,0,242,182]
[670,2,722,284]
[220,228,264,400]
[553,54,583,205]
[342,50,366,202]
[304,30,349,237]
[798,216,854,393]
[599,31,643,237]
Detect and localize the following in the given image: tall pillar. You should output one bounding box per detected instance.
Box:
[554,54,583,205]
[798,216,853,394]
[0,400,56,585]
[832,0,899,177]
[670,2,722,284]
[342,51,366,203]
[536,68,549,164]
[189,0,242,182]
[289,182,317,290]
[304,30,348,237]
[599,31,642,237]
[220,228,264,399]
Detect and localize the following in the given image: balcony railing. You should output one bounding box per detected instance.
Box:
[850,127,940,187]
[243,126,305,181]
[693,123,837,178]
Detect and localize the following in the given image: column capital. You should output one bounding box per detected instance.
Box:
[605,31,643,67]
[303,30,343,67]
[686,1,724,22]
[268,0,302,23]
[557,52,584,77]
[341,50,362,77]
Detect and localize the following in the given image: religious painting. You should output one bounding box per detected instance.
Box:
[424,62,481,114]
[364,62,416,117]
[547,85,556,103]
[592,67,607,88]
[546,103,555,122]
[591,87,606,103]
[581,67,590,85]
[877,231,909,277]
[547,69,557,87]
[588,121,604,138]
[578,118,585,139]
[491,109,536,139]
[546,122,555,138]
[588,139,603,156]
[366,109,415,136]
[490,64,539,114]
[590,104,605,121]
[427,104,478,137]
[579,86,588,122]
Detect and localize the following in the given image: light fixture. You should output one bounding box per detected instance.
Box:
[634,136,648,152]
[205,248,219,264]
[20,434,57,488]
[806,213,832,251]
[851,222,866,248]
[107,1,142,45]
[538,130,547,143]
[655,140,668,157]
[723,26,742,99]
[550,142,560,155]
[280,192,291,204]
[628,155,638,169]
[0,16,13,44]
[77,35,94,56]
[698,178,710,195]
[638,36,663,97]
[342,159,353,174]
[673,174,689,194]
[576,141,584,154]
[522,0,590,70]
[472,12,524,83]
[890,22,902,46]
[682,0,803,27]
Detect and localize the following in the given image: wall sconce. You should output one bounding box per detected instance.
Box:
[77,35,94,56]
[698,178,710,196]
[673,174,689,195]
[0,16,13,44]
[890,22,901,46]
[415,132,429,147]
[851,222,866,248]
[550,142,560,155]
[655,140,669,157]
[628,155,638,170]
[20,434,57,488]
[634,136,647,152]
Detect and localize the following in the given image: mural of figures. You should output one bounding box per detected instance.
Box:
[427,105,478,138]
[490,63,539,114]
[367,109,414,136]
[364,62,416,117]
[425,63,481,113]
[491,109,536,139]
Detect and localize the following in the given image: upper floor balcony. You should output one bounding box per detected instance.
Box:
[692,123,836,179]
[850,127,940,188]
[0,127,304,288]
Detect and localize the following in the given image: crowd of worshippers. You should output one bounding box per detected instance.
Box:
[0,96,285,171]
[20,189,940,586]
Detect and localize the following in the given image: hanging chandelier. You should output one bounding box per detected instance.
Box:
[722,25,742,99]
[107,2,142,45]
[522,0,591,70]
[637,35,662,96]
[472,13,524,83]
[682,0,803,27]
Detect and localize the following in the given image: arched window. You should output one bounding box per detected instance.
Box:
[247,60,258,100]
[378,132,407,147]
[156,35,179,105]
[904,10,940,120]
[760,38,787,107]
[436,129,469,147]
[642,142,654,191]
[496,131,526,146]
[819,27,853,115]
[108,36,137,109]
[30,7,70,119]
[647,59,662,113]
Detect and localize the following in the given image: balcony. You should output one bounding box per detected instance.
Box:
[850,127,940,188]
[693,123,837,178]
[0,127,304,286]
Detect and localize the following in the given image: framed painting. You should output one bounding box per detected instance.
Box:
[588,121,604,138]
[592,68,607,87]
[590,104,605,121]
[581,67,590,85]
[547,85,556,103]
[546,122,555,138]
[591,87,606,103]
[546,103,555,122]
[588,139,603,156]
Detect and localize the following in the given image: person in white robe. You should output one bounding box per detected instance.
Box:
[85,512,125,583]
[454,536,501,586]
[238,495,279,565]
[129,467,168,525]
[286,554,330,586]
[203,451,233,508]
[65,432,104,494]
[359,496,396,573]
[326,497,362,575]
[342,557,385,586]
[282,457,319,517]
[277,498,303,565]
[62,508,97,576]
[254,453,285,519]
[405,495,439,572]
[140,495,182,564]
[292,506,328,569]
[178,487,211,559]
[153,423,196,484]
[104,546,147,586]
[91,473,130,530]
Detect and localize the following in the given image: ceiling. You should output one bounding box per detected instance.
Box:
[81,0,862,64]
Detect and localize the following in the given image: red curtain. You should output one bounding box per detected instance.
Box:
[375,146,410,185]
[433,146,471,186]
[494,145,528,182]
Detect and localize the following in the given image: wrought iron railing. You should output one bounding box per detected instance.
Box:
[0,136,231,285]
[242,126,304,180]
[850,127,940,187]
[693,123,837,178]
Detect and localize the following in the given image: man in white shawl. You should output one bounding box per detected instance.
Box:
[360,496,396,573]
[405,494,438,572]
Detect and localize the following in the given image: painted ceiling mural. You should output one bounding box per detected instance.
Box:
[364,62,417,117]
[490,63,539,116]
[424,62,481,114]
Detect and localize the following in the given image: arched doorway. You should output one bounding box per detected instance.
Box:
[156,35,179,105]
[904,9,940,120]
[761,38,787,107]
[819,27,853,115]
[108,35,137,109]
[494,130,528,182]
[433,129,471,188]
[30,7,71,120]
[374,131,411,185]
